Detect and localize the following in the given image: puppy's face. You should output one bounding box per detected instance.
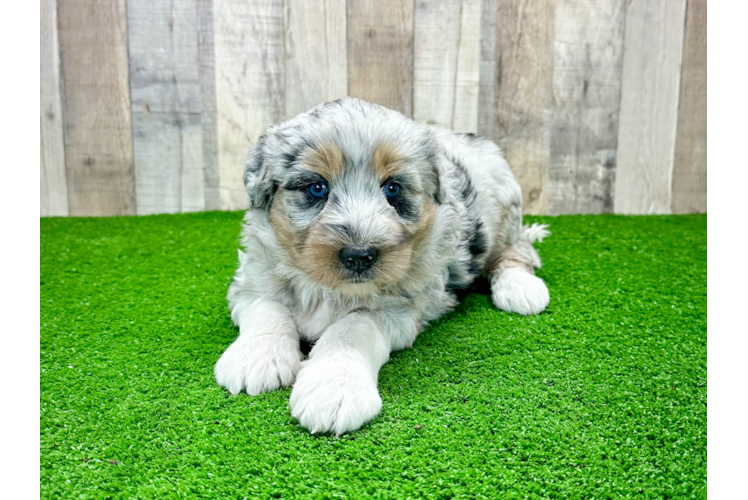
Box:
[246,101,441,296]
[269,140,437,296]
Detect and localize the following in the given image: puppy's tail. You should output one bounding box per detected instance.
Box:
[522,223,550,244]
[512,223,550,270]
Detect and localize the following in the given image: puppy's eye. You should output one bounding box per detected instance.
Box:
[384,182,401,198]
[308,182,328,198]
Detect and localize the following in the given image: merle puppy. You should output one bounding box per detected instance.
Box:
[214,98,550,435]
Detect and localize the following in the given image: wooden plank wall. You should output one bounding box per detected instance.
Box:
[41,0,707,216]
[40,0,68,216]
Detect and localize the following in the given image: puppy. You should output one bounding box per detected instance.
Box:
[214,98,550,435]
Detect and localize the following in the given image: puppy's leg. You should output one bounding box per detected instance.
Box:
[214,296,302,395]
[490,223,550,316]
[289,310,390,436]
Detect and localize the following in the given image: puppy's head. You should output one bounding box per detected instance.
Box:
[245,98,444,296]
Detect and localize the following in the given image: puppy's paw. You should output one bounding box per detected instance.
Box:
[289,357,382,436]
[491,267,550,316]
[214,334,302,396]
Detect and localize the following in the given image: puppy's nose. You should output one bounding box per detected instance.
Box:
[339,246,379,273]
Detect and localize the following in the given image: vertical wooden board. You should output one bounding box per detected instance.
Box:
[198,0,220,211]
[41,0,68,216]
[285,0,348,117]
[477,0,497,139]
[451,0,481,133]
[58,0,135,216]
[494,0,557,215]
[413,0,481,133]
[348,0,415,116]
[614,0,686,214]
[672,0,707,214]
[546,0,624,215]
[214,0,285,210]
[413,1,462,128]
[128,0,205,214]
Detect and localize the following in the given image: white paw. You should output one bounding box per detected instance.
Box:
[289,357,382,436]
[491,267,550,316]
[214,334,302,396]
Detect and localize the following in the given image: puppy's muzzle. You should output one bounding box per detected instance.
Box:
[338,246,379,274]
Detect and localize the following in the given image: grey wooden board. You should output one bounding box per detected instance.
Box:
[285,0,348,117]
[546,0,624,215]
[214,0,285,210]
[128,0,206,214]
[413,0,481,133]
[40,0,68,216]
[477,0,497,139]
[347,0,415,116]
[58,0,135,216]
[614,0,687,214]
[494,0,557,215]
[198,0,220,211]
[672,0,707,214]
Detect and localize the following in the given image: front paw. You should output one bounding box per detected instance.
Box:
[214,334,302,396]
[289,358,382,436]
[491,267,550,315]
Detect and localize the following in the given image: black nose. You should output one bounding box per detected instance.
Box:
[339,246,379,273]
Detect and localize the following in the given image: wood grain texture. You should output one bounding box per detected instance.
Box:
[672,0,707,214]
[214,0,285,210]
[614,0,687,214]
[494,0,557,215]
[41,0,68,216]
[128,0,205,214]
[58,0,135,216]
[477,0,497,139]
[348,0,415,116]
[546,0,624,215]
[198,0,220,211]
[285,0,348,117]
[413,0,481,133]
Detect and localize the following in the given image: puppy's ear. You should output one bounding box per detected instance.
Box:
[244,136,276,209]
[430,156,450,205]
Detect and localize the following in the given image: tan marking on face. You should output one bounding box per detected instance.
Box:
[335,197,436,293]
[410,199,436,250]
[373,142,408,181]
[302,141,344,181]
[373,244,413,288]
[271,193,347,289]
[269,191,302,261]
[390,199,438,289]
[270,180,439,294]
[298,224,345,289]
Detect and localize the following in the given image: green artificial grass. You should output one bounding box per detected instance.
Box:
[41,213,706,499]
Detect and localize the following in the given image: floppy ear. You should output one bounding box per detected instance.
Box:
[243,136,276,210]
[429,155,450,205]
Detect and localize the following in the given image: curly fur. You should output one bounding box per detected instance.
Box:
[214,98,551,435]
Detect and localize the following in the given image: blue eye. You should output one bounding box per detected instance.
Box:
[308,182,328,198]
[384,182,401,198]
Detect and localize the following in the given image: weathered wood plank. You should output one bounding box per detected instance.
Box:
[546,0,624,215]
[40,0,68,216]
[614,0,687,214]
[285,0,348,117]
[477,0,497,139]
[198,0,220,211]
[452,0,482,133]
[494,0,557,215]
[413,0,481,133]
[348,0,415,116]
[128,0,205,214]
[672,0,707,214]
[58,0,135,216]
[214,0,285,210]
